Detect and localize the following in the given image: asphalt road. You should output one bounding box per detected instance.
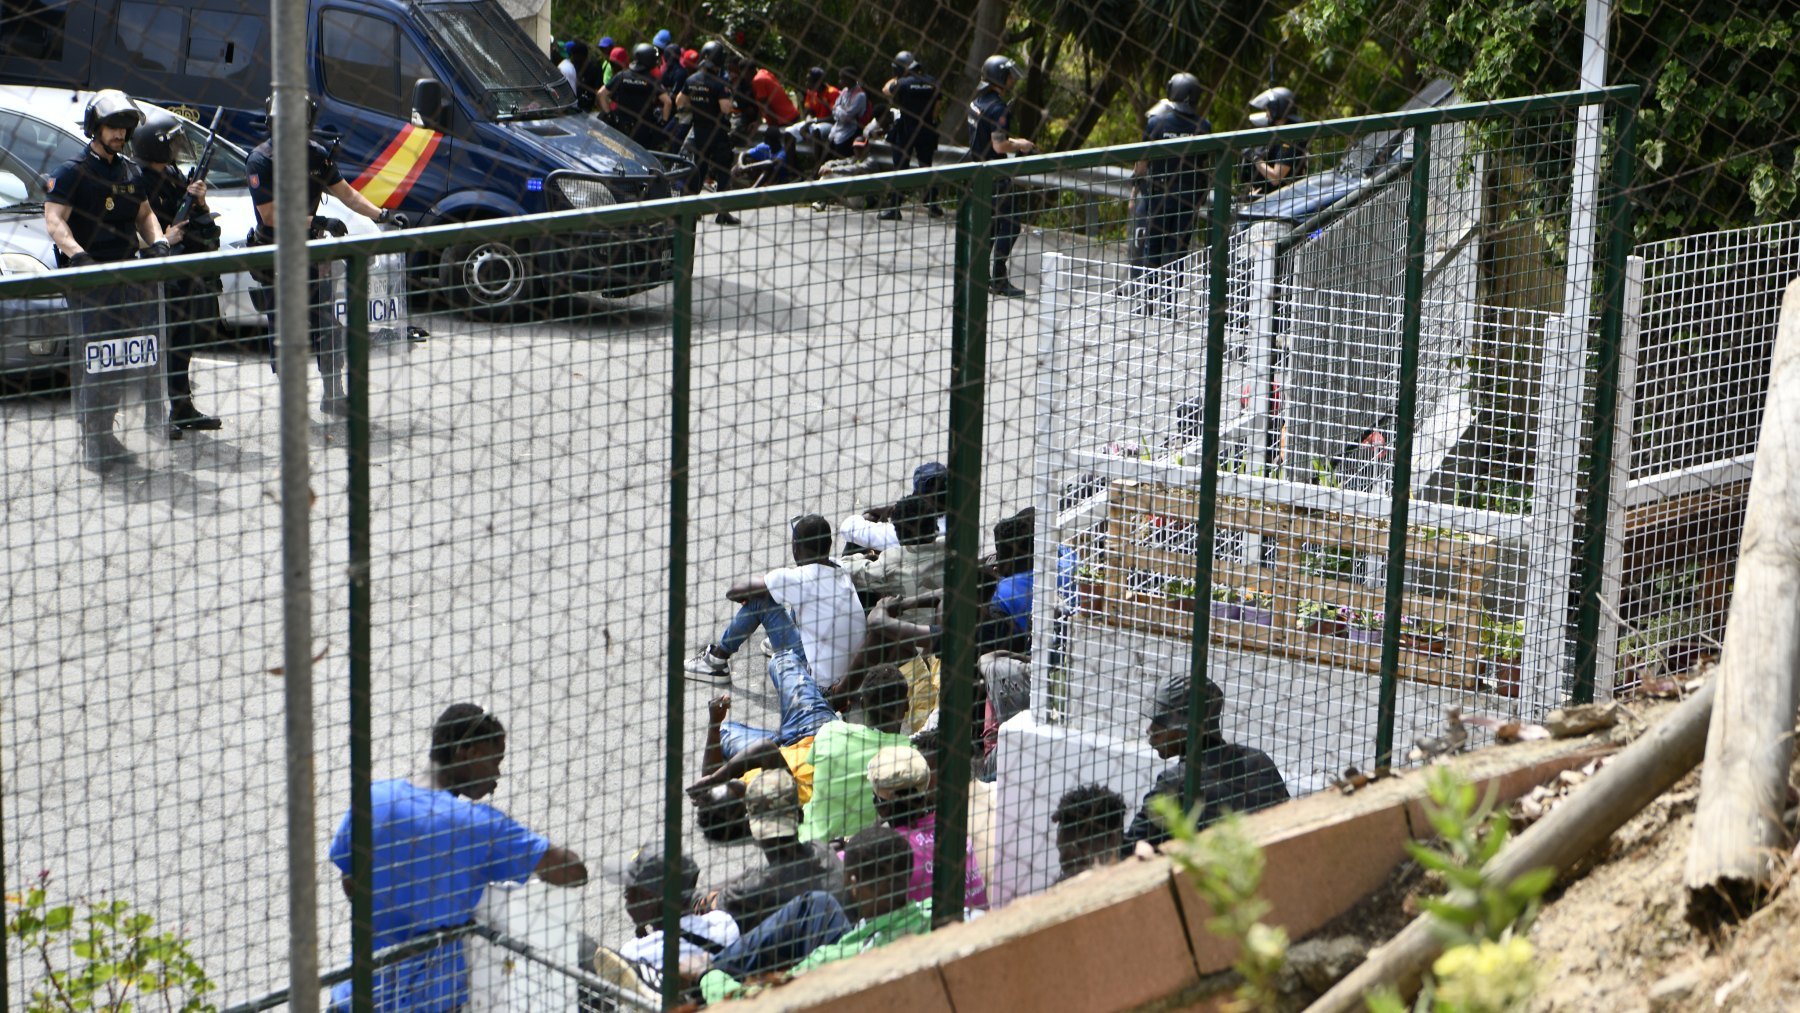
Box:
[0,201,1100,1004]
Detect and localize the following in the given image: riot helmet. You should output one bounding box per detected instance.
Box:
[1248,86,1296,128]
[892,51,918,75]
[1166,73,1202,115]
[263,92,320,135]
[981,55,1020,88]
[82,89,143,138]
[131,109,193,164]
[698,40,728,71]
[631,43,659,72]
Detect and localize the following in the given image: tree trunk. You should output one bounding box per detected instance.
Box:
[1684,277,1800,924]
[953,0,1010,145]
[1014,30,1059,141]
[1052,66,1126,152]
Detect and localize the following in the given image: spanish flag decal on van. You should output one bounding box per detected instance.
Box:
[353,125,442,209]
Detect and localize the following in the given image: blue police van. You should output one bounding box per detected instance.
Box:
[0,0,679,313]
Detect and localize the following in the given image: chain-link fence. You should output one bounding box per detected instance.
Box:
[0,80,1644,1010]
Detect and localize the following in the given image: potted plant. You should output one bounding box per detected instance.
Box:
[1478,615,1525,697]
[1295,599,1342,637]
[1236,587,1275,625]
[1400,615,1450,655]
[1074,563,1105,613]
[1163,577,1197,614]
[1209,582,1240,621]
[1340,606,1383,645]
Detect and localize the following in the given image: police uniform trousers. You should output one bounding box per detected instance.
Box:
[885,130,939,208]
[164,271,221,400]
[990,176,1021,278]
[248,230,344,380]
[1131,189,1199,276]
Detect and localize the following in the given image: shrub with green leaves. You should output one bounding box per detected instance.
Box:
[1365,767,1555,1013]
[1151,796,1287,1013]
[7,871,216,1013]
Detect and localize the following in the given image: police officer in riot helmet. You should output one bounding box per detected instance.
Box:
[966,55,1036,298]
[600,43,671,152]
[879,50,943,220]
[1130,73,1212,305]
[677,40,740,226]
[132,109,224,435]
[1243,86,1307,195]
[245,93,402,416]
[44,89,175,472]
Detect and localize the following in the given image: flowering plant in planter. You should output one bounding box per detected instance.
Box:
[1295,599,1342,635]
[1235,587,1276,625]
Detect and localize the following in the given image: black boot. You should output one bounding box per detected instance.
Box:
[320,374,349,417]
[715,211,741,226]
[989,274,1026,298]
[169,397,222,432]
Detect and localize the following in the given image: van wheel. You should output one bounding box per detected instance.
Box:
[441,237,531,317]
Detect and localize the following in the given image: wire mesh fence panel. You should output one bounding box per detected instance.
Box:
[1612,222,1800,692]
[0,255,350,1005]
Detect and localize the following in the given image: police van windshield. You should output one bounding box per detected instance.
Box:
[416,1,574,120]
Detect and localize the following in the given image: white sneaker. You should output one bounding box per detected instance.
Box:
[683,647,731,683]
[759,638,775,658]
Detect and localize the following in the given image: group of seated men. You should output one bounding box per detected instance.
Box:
[328,461,1289,1008]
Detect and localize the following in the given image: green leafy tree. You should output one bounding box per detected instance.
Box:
[1289,0,1800,238]
[7,872,216,1013]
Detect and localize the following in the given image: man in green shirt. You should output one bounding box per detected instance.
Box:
[698,826,929,1002]
[800,665,915,843]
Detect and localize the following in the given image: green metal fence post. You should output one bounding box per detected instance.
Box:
[661,212,697,1010]
[1373,127,1433,773]
[932,171,993,929]
[344,253,375,1011]
[1572,90,1639,704]
[1182,150,1237,811]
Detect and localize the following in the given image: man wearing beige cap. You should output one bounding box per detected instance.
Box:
[703,768,845,933]
[866,745,988,908]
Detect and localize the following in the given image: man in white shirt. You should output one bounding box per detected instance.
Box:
[686,515,867,692]
[838,493,944,622]
[606,846,739,992]
[839,461,946,553]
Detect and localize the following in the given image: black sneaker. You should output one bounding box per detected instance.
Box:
[877,208,902,221]
[715,212,741,226]
[926,204,945,219]
[990,278,1027,298]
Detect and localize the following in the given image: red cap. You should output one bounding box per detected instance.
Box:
[609,46,628,67]
[680,48,698,69]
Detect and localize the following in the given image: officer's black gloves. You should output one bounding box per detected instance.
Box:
[69,251,95,267]
[375,209,408,228]
[310,215,350,238]
[145,240,172,258]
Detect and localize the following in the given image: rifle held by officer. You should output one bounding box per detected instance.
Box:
[171,107,224,226]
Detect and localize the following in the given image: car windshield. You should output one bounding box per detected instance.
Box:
[165,112,250,189]
[416,2,574,120]
[0,143,48,209]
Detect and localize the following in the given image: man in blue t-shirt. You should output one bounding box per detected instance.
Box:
[328,704,587,1012]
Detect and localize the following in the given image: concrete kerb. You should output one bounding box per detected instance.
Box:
[719,730,1624,1013]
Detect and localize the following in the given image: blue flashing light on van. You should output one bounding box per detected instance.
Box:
[1,0,686,314]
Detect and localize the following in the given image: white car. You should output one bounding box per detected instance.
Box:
[0,86,410,379]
